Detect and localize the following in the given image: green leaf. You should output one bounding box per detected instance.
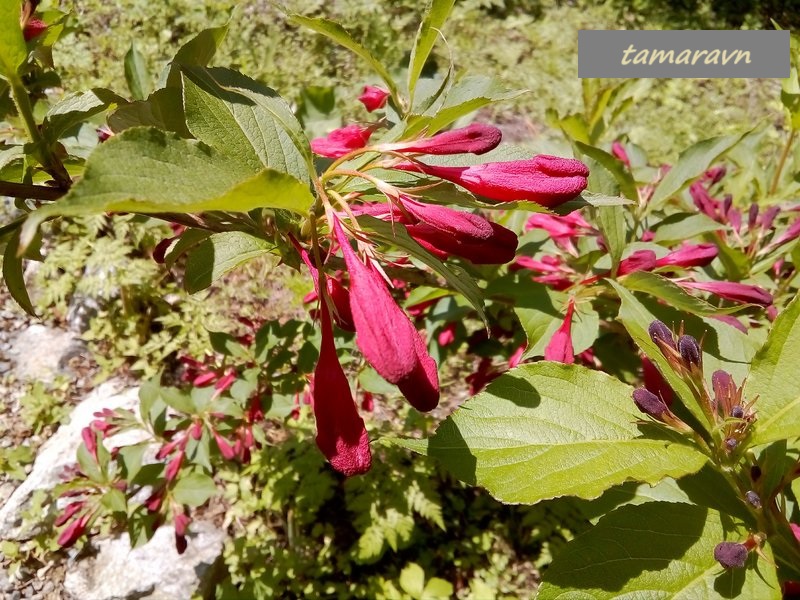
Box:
[2,229,35,316]
[159,388,196,414]
[622,271,740,317]
[596,205,627,271]
[399,563,425,599]
[575,141,638,201]
[43,88,125,144]
[76,443,103,484]
[425,75,525,134]
[117,443,149,481]
[654,213,722,244]
[358,215,486,323]
[397,363,707,504]
[648,132,748,213]
[747,294,800,446]
[181,66,311,181]
[124,43,150,101]
[537,502,779,599]
[422,578,454,599]
[101,488,128,514]
[171,472,216,507]
[0,5,26,79]
[108,88,191,137]
[184,231,272,294]
[289,15,399,103]
[162,23,229,88]
[610,281,711,430]
[21,127,314,248]
[407,0,456,102]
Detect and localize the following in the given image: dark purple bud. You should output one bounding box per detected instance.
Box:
[678,335,701,367]
[722,195,733,216]
[748,204,759,229]
[633,388,668,419]
[731,405,745,419]
[760,206,780,230]
[648,320,676,350]
[714,541,748,569]
[745,491,761,509]
[751,465,761,481]
[724,438,738,452]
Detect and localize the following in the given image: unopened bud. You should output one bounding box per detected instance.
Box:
[745,491,761,509]
[724,438,738,452]
[678,335,701,368]
[648,320,676,350]
[731,405,745,419]
[633,388,668,419]
[714,541,748,569]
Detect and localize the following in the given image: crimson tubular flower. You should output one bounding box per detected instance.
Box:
[544,298,575,364]
[380,124,502,156]
[654,243,718,269]
[312,306,371,476]
[311,124,373,158]
[393,154,589,207]
[23,18,47,41]
[678,280,773,307]
[358,85,390,112]
[333,218,440,411]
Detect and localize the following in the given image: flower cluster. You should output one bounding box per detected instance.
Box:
[301,87,589,474]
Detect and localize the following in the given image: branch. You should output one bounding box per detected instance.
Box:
[0,180,65,201]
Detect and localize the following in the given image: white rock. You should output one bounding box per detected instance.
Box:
[0,380,139,540]
[6,324,81,382]
[63,521,225,600]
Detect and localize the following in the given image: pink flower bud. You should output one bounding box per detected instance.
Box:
[437,323,457,347]
[81,427,98,461]
[678,281,773,307]
[406,221,518,264]
[654,243,718,269]
[544,298,575,364]
[311,124,372,158]
[611,141,630,167]
[333,218,439,411]
[393,155,589,207]
[164,452,184,482]
[617,250,657,276]
[23,18,47,41]
[358,85,390,112]
[213,430,236,461]
[381,124,502,156]
[57,513,90,548]
[192,371,217,387]
[312,306,372,476]
[54,501,84,527]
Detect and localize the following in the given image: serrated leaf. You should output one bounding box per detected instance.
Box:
[407,0,455,102]
[43,88,124,144]
[397,363,707,504]
[648,132,748,213]
[3,229,35,316]
[358,215,486,323]
[21,127,314,249]
[537,502,779,599]
[184,231,272,294]
[124,43,150,101]
[108,88,190,136]
[162,23,229,89]
[654,213,722,244]
[0,5,26,79]
[181,67,311,182]
[289,15,399,103]
[575,141,638,201]
[622,271,741,317]
[172,472,216,507]
[610,281,711,430]
[747,294,800,446]
[425,75,525,134]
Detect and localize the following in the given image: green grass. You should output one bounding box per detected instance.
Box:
[50,0,783,163]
